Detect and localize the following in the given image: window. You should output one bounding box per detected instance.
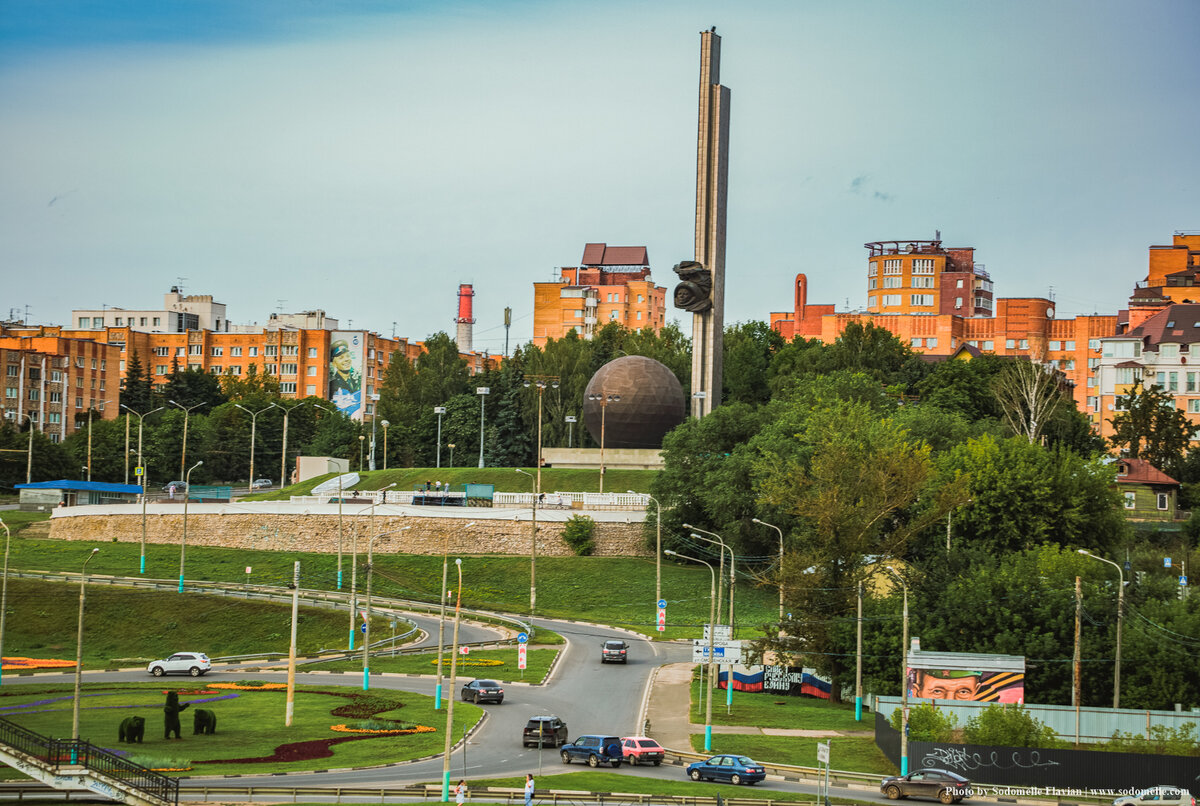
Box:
[955,297,963,308]
[211,347,223,356]
[187,363,201,371]
[1102,341,1140,359]
[175,347,185,357]
[1065,341,1075,350]
[1088,376,1096,387]
[140,317,147,326]
[47,412,60,424]
[280,382,297,394]
[265,345,278,356]
[4,388,15,399]
[306,385,316,395]
[1089,358,1100,369]
[1169,372,1179,392]
[636,311,642,320]
[911,338,924,347]
[156,365,168,375]
[115,317,123,326]
[926,338,938,348]
[155,346,169,357]
[912,276,935,288]
[188,345,202,356]
[982,341,994,351]
[248,347,258,357]
[75,357,84,368]
[4,366,15,377]
[868,295,877,307]
[49,391,61,402]
[367,348,375,360]
[99,360,105,370]
[883,277,902,288]
[609,310,619,320]
[79,318,89,328]
[1124,492,1136,509]
[869,278,877,289]
[1115,367,1138,384]
[912,258,934,274]
[1157,493,1170,510]
[1189,399,1200,413]
[1156,372,1166,388]
[228,366,242,376]
[153,317,161,326]
[209,366,222,374]
[92,317,103,328]
[282,345,298,356]
[1087,396,1098,409]
[1019,339,1029,349]
[1064,359,1075,370]
[1190,373,1197,392]
[868,264,878,277]
[1049,341,1061,351]
[307,366,317,376]
[76,377,83,387]
[308,347,318,358]
[883,260,902,274]
[281,363,298,375]
[910,294,934,306]
[882,295,901,306]
[1160,343,1179,359]
[956,279,964,288]
[638,294,644,303]
[1089,339,1101,350]
[574,309,583,318]
[1006,339,1016,349]
[266,364,278,375]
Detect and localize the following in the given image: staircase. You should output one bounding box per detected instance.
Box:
[0,716,178,806]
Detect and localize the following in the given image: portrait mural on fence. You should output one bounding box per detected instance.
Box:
[328,331,364,420]
[906,650,1025,703]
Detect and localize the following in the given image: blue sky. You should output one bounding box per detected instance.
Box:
[2,0,1198,354]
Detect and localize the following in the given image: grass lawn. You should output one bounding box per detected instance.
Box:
[0,510,51,536]
[0,681,479,778]
[688,734,896,775]
[9,539,781,638]
[690,676,868,731]
[1,578,388,668]
[465,771,863,801]
[306,648,558,685]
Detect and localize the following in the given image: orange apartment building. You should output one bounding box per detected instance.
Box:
[533,243,668,346]
[865,237,994,317]
[0,334,120,442]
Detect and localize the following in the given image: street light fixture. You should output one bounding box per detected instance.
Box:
[436,521,475,709]
[1078,549,1125,708]
[381,420,390,471]
[441,557,464,802]
[0,517,10,688]
[665,548,717,751]
[633,490,663,620]
[751,518,786,625]
[168,400,207,482]
[685,525,735,714]
[72,548,100,740]
[278,400,308,487]
[362,524,410,690]
[234,403,276,489]
[516,469,538,616]
[447,443,456,468]
[85,402,107,481]
[434,406,446,468]
[523,376,559,494]
[121,404,165,575]
[885,566,910,776]
[586,392,621,493]
[178,460,203,593]
[476,387,490,468]
[358,434,365,471]
[565,415,577,449]
[347,486,396,650]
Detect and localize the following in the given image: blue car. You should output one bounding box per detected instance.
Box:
[686,754,766,785]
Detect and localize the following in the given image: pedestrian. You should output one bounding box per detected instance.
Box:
[455,780,466,806]
[524,774,534,806]
[168,484,175,500]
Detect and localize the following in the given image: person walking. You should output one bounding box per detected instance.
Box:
[524,773,534,806]
[455,780,466,806]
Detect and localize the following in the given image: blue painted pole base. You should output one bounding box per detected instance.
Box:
[704,724,712,752]
[442,771,451,803]
[349,630,355,651]
[855,695,862,722]
[362,667,369,691]
[140,555,146,574]
[337,570,342,590]
[901,754,908,775]
[434,683,442,710]
[178,575,184,593]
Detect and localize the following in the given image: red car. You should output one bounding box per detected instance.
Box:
[621,736,665,766]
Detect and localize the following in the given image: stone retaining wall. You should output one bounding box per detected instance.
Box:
[49,513,649,557]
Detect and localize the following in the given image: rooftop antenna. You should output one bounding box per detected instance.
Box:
[175,278,187,295]
[391,321,397,339]
[1048,285,1056,303]
[276,299,287,314]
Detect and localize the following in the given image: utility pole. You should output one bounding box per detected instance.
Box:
[286,561,300,726]
[856,581,864,721]
[1073,575,1081,746]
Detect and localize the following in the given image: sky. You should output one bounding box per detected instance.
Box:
[2,0,1199,356]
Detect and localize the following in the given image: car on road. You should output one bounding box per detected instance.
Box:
[147,652,211,677]
[881,768,971,803]
[560,734,624,767]
[621,736,664,766]
[461,679,504,704]
[522,715,568,748]
[161,481,188,493]
[686,754,766,785]
[1114,788,1195,806]
[250,478,273,489]
[601,640,629,663]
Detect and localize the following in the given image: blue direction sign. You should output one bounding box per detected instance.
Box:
[1180,576,1188,586]
[658,599,667,609]
[517,632,528,644]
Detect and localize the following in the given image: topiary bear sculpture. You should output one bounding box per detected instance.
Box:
[192,708,217,735]
[163,691,190,739]
[118,715,145,743]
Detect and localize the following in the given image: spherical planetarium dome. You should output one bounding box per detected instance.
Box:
[582,355,686,449]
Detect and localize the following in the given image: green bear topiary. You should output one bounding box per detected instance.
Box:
[163,691,190,739]
[118,715,145,743]
[192,708,217,735]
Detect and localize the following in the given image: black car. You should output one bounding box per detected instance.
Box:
[461,679,504,704]
[560,734,623,767]
[601,640,629,663]
[881,768,970,803]
[523,715,568,748]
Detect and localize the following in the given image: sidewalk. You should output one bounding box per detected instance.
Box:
[645,662,870,752]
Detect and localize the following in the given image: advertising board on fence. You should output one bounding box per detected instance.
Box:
[906,649,1025,703]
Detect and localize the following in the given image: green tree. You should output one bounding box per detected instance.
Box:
[962,704,1061,748]
[889,703,956,742]
[0,421,74,487]
[219,363,282,404]
[722,321,783,405]
[120,350,153,412]
[163,367,227,410]
[993,358,1066,445]
[1109,381,1193,477]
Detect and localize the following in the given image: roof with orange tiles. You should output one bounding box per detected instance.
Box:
[1115,458,1179,487]
[581,243,649,267]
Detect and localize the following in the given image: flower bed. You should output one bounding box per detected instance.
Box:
[1,657,76,671]
[429,658,503,667]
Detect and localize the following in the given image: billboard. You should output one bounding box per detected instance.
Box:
[328,331,365,421]
[907,650,1025,703]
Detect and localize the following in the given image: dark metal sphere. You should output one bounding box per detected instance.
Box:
[583,356,686,449]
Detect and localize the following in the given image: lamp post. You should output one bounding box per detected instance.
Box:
[121,404,165,575]
[633,490,663,617]
[178,460,202,593]
[381,420,390,471]
[447,443,455,468]
[523,376,559,494]
[368,394,381,471]
[168,400,207,482]
[311,403,342,587]
[565,415,576,449]
[85,402,106,481]
[1078,549,1125,708]
[0,518,10,688]
[886,566,910,776]
[516,469,538,616]
[21,413,33,484]
[358,434,365,472]
[665,549,716,750]
[751,518,786,625]
[686,525,735,714]
[72,548,100,740]
[234,402,276,488]
[434,406,446,468]
[441,557,463,802]
[362,524,410,690]
[586,392,620,493]
[476,387,490,468]
[278,400,308,487]
[436,521,475,709]
[123,413,130,485]
[348,489,395,649]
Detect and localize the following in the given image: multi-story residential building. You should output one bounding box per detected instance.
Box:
[0,335,120,442]
[1145,231,1200,304]
[865,237,993,317]
[72,288,229,333]
[768,274,836,341]
[532,243,668,346]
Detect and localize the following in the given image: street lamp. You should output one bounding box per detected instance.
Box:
[362,524,410,690]
[168,400,207,482]
[1078,549,1125,708]
[72,548,100,740]
[441,557,463,803]
[436,521,475,709]
[0,518,10,687]
[121,404,165,575]
[434,406,446,468]
[476,387,490,468]
[278,400,308,487]
[516,469,538,616]
[665,549,716,751]
[234,402,276,488]
[586,392,621,493]
[348,487,396,650]
[885,566,910,776]
[751,518,786,625]
[381,420,390,471]
[523,376,559,494]
[633,490,663,621]
[178,460,203,593]
[85,402,107,481]
[565,415,577,449]
[358,434,365,472]
[686,525,735,714]
[311,402,342,587]
[447,443,456,467]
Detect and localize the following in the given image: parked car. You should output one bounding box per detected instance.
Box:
[161,481,188,493]
[560,734,624,767]
[147,652,211,677]
[250,478,273,489]
[881,768,971,803]
[601,640,629,663]
[621,736,664,766]
[522,715,568,748]
[1114,788,1196,806]
[461,678,504,704]
[686,754,766,785]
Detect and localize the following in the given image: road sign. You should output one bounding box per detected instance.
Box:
[1165,557,1173,568]
[1181,576,1189,586]
[460,645,470,655]
[517,632,528,643]
[518,644,527,670]
[692,640,742,664]
[361,623,367,634]
[658,599,667,609]
[817,742,829,764]
[703,624,731,642]
[134,466,144,476]
[657,608,666,632]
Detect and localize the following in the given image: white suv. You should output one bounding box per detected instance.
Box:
[147,652,212,677]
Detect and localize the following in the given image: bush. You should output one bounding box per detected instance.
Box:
[561,515,596,556]
[890,703,956,742]
[962,703,1061,748]
[1100,723,1200,757]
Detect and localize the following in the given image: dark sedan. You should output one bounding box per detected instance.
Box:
[461,678,504,704]
[881,768,970,803]
[686,754,766,785]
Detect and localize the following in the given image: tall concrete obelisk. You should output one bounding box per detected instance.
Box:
[691,28,730,418]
